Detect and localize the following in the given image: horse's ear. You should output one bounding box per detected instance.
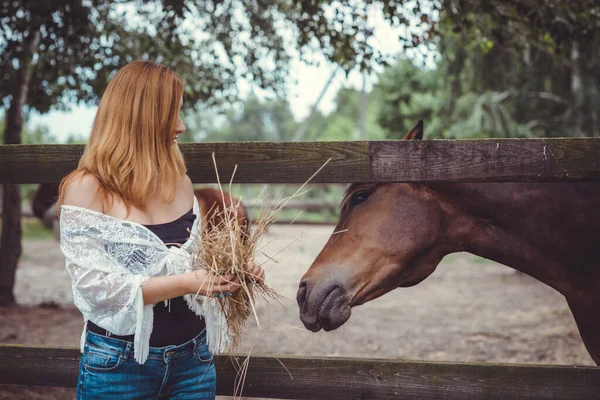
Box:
[402,120,424,140]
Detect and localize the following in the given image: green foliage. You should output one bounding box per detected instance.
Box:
[317,114,357,141]
[2,0,597,135]
[0,219,53,240]
[1,0,287,110]
[372,54,569,140]
[446,92,536,139]
[374,59,444,139]
[182,85,388,143]
[190,96,299,142]
[264,208,339,224]
[439,0,600,49]
[435,0,600,138]
[20,124,58,144]
[0,115,57,143]
[64,133,89,144]
[300,111,330,141]
[372,0,600,139]
[302,87,386,141]
[2,0,597,142]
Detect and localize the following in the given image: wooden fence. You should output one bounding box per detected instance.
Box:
[1,344,599,399]
[1,138,600,399]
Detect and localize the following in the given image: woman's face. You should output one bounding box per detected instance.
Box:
[173,97,185,143]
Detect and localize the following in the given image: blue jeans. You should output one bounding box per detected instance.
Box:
[77,330,216,399]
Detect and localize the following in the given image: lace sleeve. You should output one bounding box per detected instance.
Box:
[59,207,161,363]
[61,230,148,337]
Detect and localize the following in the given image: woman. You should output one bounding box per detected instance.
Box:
[57,60,264,399]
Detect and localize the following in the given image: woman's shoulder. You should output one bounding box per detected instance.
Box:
[62,172,104,212]
[180,174,193,195]
[182,174,193,190]
[182,174,195,208]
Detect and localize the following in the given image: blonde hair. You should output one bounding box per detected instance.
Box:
[58,60,187,212]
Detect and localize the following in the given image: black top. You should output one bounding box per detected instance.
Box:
[88,208,206,346]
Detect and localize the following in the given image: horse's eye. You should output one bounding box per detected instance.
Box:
[349,190,371,208]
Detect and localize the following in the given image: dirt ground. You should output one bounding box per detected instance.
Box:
[0,224,595,399]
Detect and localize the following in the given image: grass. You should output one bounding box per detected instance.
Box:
[0,218,54,240]
[441,253,498,266]
[254,208,339,223]
[467,255,498,265]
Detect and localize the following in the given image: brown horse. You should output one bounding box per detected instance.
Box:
[297,121,600,365]
[32,184,250,236]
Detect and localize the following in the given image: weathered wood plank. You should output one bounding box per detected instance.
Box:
[0,142,368,184]
[1,138,600,184]
[1,344,599,399]
[370,138,600,182]
[184,141,369,184]
[0,144,85,184]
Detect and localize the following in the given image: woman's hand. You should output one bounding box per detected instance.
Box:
[182,260,264,298]
[183,269,240,297]
[245,260,265,283]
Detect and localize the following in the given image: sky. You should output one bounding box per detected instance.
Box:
[28,5,426,143]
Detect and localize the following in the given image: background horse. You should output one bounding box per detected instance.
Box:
[193,187,250,239]
[297,121,600,365]
[32,183,250,237]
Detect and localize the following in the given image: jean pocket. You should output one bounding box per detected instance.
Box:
[84,348,123,372]
[194,344,214,364]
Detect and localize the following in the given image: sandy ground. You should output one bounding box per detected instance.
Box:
[0,224,595,399]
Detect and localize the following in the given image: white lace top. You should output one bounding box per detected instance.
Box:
[59,196,229,364]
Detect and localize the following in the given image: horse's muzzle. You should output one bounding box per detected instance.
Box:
[297,279,352,332]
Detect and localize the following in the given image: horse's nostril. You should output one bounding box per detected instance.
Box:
[297,281,307,309]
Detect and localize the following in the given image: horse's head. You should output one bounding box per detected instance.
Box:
[194,188,250,239]
[297,121,453,332]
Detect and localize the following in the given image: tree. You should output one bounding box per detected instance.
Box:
[374,0,600,139]
[436,0,600,138]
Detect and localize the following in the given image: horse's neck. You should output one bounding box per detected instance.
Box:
[433,182,600,300]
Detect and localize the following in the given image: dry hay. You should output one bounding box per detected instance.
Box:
[188,154,330,396]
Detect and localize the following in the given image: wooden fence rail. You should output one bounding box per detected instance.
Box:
[1,138,600,184]
[1,345,599,399]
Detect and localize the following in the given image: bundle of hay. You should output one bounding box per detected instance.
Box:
[189,191,278,350]
[189,154,330,351]
[188,155,280,350]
